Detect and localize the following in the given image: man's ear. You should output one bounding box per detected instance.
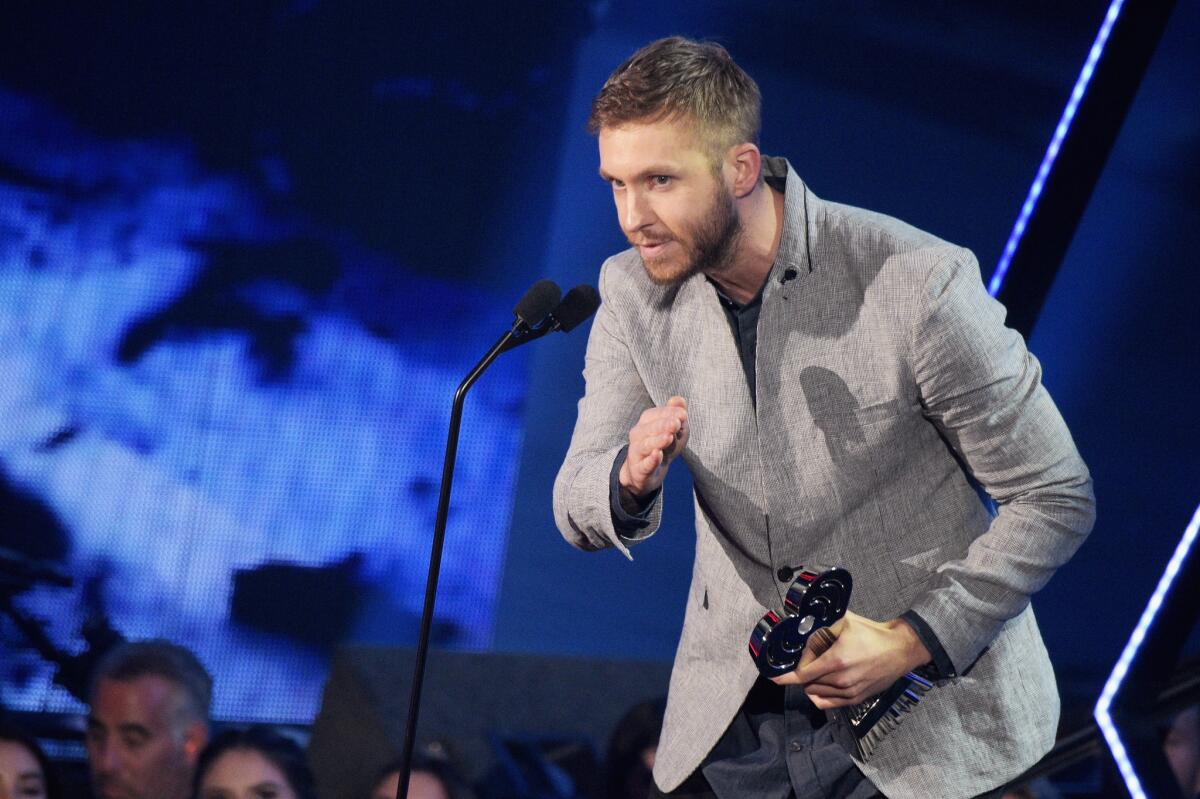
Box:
[182,722,209,764]
[728,143,762,199]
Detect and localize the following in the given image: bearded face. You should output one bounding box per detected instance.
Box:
[632,178,742,287]
[598,120,745,287]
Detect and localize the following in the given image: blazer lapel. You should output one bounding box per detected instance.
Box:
[660,277,773,564]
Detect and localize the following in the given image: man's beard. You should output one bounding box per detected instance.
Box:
[637,184,742,287]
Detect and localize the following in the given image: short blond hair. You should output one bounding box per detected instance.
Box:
[588,37,761,163]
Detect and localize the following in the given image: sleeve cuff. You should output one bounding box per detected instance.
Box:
[609,445,660,533]
[900,610,957,679]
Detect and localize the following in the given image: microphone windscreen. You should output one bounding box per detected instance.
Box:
[514,279,562,327]
[553,284,600,332]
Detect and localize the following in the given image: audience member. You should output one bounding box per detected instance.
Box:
[193,726,317,799]
[0,721,59,799]
[604,699,665,799]
[369,752,473,799]
[1166,705,1200,798]
[999,777,1061,799]
[85,639,211,799]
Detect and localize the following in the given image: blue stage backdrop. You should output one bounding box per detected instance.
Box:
[2,1,1197,730]
[0,3,586,722]
[0,84,531,721]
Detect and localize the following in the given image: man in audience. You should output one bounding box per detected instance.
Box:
[85,639,211,799]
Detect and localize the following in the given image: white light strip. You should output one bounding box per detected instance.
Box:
[1095,501,1200,799]
[988,0,1126,297]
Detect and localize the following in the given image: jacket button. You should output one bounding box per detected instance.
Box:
[776,566,793,582]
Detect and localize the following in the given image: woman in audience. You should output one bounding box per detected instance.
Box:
[604,698,665,799]
[193,726,317,799]
[368,753,474,799]
[0,722,59,799]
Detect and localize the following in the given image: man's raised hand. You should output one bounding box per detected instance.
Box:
[618,396,689,508]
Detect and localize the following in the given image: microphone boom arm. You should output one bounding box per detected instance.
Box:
[394,279,595,799]
[394,323,520,799]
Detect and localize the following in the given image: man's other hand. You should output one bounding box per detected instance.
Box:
[770,611,931,709]
[618,396,688,509]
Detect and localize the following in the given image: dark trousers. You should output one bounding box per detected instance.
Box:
[649,773,1010,799]
[648,679,1008,799]
[647,772,882,799]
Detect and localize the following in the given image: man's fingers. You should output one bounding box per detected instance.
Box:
[632,447,664,477]
[648,416,682,436]
[639,403,688,427]
[806,686,871,709]
[636,432,674,457]
[803,677,860,697]
[793,649,844,684]
[632,422,684,463]
[809,694,833,709]
[662,425,687,458]
[808,694,845,710]
[623,398,689,494]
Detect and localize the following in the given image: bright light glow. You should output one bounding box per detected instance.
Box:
[988,0,1126,297]
[1095,501,1200,799]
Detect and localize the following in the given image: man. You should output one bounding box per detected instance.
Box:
[86,639,212,799]
[553,37,1095,799]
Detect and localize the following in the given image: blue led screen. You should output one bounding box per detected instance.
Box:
[8,0,1196,737]
[0,0,578,720]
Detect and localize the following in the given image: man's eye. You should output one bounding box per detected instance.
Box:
[611,179,625,189]
[652,175,671,186]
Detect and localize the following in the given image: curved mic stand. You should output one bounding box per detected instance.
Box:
[394,319,534,799]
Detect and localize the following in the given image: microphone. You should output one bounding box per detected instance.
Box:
[501,283,599,351]
[550,284,600,332]
[513,279,562,331]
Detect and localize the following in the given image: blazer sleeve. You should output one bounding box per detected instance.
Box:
[553,258,663,559]
[904,247,1096,673]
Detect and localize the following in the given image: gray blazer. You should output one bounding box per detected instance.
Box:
[553,158,1095,798]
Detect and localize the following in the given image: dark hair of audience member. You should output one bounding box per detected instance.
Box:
[369,752,475,799]
[90,638,213,723]
[605,698,666,799]
[0,721,62,799]
[1164,705,1200,798]
[193,726,317,799]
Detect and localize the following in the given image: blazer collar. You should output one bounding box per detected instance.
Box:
[671,156,815,312]
[761,156,815,302]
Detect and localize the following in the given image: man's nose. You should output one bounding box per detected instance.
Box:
[95,741,121,773]
[621,189,655,233]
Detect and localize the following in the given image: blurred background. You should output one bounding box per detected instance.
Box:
[0,0,1196,796]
